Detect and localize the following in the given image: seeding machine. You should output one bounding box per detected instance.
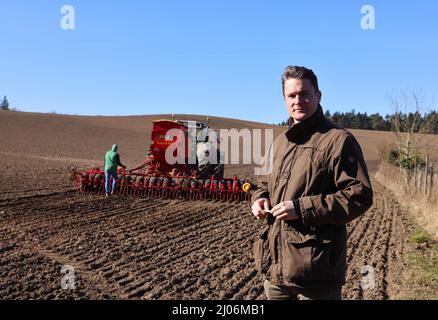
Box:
[71,119,255,201]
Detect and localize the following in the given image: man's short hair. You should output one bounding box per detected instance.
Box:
[281,66,320,95]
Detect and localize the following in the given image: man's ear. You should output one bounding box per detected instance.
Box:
[317,90,322,103]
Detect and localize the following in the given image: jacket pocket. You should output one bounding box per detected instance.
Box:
[253,225,271,274]
[282,228,333,283]
[309,232,334,281]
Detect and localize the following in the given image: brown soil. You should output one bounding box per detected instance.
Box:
[0,180,412,299]
[1,110,434,299]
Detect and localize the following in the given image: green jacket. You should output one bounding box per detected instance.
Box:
[104,145,124,171]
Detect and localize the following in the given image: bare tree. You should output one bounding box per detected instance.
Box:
[1,96,9,110]
[387,89,434,169]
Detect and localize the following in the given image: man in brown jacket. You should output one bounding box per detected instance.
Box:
[251,66,373,300]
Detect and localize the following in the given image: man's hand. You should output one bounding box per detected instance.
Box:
[271,201,299,221]
[251,198,271,220]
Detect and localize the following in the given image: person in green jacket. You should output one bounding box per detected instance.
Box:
[104,144,126,196]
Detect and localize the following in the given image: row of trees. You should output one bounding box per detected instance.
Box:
[278,109,438,134]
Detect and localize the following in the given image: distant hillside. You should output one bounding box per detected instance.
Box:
[1,110,438,174]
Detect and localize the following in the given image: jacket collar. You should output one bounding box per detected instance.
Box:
[285,104,324,142]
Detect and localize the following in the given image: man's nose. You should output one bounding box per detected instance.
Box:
[295,95,304,104]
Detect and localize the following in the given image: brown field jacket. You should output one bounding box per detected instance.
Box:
[252,105,373,289]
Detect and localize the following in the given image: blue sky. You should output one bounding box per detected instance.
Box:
[1,0,437,123]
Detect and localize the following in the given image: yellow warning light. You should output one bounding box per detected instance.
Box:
[242,183,251,193]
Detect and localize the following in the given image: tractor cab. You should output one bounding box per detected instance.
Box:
[150,119,218,176]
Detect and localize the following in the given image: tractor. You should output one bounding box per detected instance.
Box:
[71,118,255,201]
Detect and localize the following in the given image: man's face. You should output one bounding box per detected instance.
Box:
[283,78,321,124]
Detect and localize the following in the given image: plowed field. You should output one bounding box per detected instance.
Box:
[0,177,410,300]
[1,110,428,299]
